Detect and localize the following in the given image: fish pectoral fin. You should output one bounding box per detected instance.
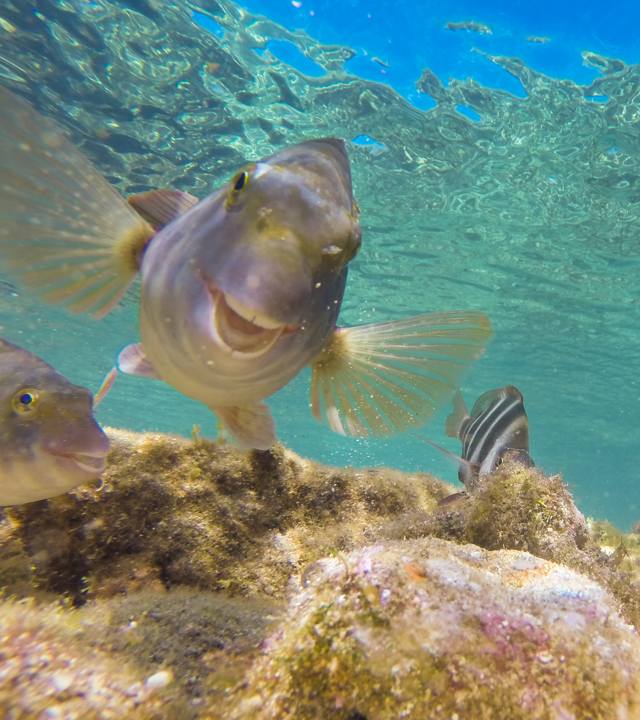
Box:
[93,366,118,408]
[0,88,154,318]
[412,432,479,476]
[117,343,161,379]
[213,403,276,450]
[309,311,492,437]
[128,189,199,230]
[445,389,469,438]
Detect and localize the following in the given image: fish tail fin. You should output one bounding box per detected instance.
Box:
[310,310,492,437]
[0,88,154,318]
[445,389,469,438]
[213,402,276,450]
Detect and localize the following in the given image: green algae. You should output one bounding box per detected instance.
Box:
[5,428,450,604]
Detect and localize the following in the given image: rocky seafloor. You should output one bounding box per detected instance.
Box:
[1,428,639,719]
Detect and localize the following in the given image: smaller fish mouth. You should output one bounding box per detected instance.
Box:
[50,451,107,475]
[209,285,298,358]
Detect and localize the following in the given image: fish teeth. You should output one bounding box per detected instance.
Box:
[223,293,283,330]
[211,292,285,358]
[69,453,107,474]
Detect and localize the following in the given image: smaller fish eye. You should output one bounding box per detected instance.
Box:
[12,387,39,415]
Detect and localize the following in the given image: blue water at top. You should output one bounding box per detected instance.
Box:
[237,0,639,95]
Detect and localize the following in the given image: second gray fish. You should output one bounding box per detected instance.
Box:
[0,338,109,505]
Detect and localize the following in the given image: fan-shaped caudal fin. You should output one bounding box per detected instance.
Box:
[214,403,277,450]
[310,311,492,437]
[0,87,153,318]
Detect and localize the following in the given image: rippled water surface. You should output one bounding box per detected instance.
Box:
[1,0,639,527]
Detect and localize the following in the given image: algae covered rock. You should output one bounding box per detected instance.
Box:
[2,429,640,719]
[233,538,640,720]
[5,428,451,603]
[432,458,640,629]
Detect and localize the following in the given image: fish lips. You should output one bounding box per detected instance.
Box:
[45,428,110,477]
[205,282,299,359]
[197,246,315,358]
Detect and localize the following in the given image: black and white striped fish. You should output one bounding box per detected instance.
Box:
[445,385,533,488]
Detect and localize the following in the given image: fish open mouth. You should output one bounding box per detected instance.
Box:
[210,287,298,358]
[50,451,107,475]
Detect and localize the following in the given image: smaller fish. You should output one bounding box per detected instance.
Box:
[446,385,533,488]
[445,20,493,35]
[0,339,110,505]
[526,35,551,44]
[416,385,533,490]
[372,56,389,69]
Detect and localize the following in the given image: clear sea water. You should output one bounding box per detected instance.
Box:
[1,0,639,528]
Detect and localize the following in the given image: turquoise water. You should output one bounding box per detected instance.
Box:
[1,0,639,528]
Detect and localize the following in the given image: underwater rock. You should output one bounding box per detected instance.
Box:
[432,458,640,629]
[0,597,187,719]
[4,428,451,604]
[232,538,640,720]
[2,429,640,718]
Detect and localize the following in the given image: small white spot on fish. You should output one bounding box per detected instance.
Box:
[315,282,322,288]
[322,244,342,255]
[247,273,262,290]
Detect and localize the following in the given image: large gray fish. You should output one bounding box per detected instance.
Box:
[0,338,109,505]
[0,88,492,449]
[445,385,533,488]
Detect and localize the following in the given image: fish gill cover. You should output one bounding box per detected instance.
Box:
[0,0,639,526]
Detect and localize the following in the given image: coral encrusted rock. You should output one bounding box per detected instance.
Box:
[231,538,640,720]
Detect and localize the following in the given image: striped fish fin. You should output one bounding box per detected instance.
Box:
[310,310,492,437]
[0,87,153,318]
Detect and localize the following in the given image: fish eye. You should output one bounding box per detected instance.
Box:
[233,171,249,192]
[12,388,39,415]
[225,169,251,210]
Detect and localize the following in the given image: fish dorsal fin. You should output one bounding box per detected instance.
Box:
[309,310,492,437]
[117,343,160,379]
[0,87,154,318]
[128,189,199,230]
[213,402,276,450]
[469,385,520,417]
[445,389,469,438]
